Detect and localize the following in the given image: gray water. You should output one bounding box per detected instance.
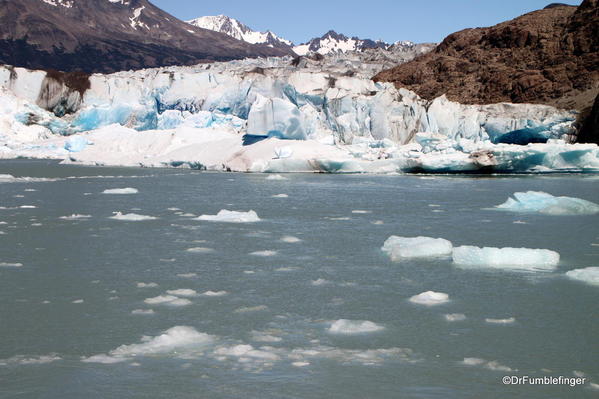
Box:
[0,159,597,399]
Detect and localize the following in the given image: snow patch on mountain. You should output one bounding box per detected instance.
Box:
[187,15,292,48]
[293,31,406,56]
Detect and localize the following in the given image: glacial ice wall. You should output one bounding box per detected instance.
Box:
[0,58,577,146]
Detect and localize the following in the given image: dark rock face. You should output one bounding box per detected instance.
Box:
[374,0,598,118]
[0,0,292,73]
[577,94,599,144]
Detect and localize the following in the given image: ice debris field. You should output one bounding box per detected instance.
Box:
[1,57,598,174]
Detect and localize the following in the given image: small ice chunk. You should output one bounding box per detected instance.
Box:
[177,273,198,278]
[462,358,513,372]
[565,267,599,286]
[20,205,37,209]
[311,278,330,286]
[495,191,599,215]
[0,262,23,268]
[102,188,138,195]
[72,299,84,304]
[202,291,228,297]
[144,295,192,306]
[486,317,516,324]
[409,291,449,306]
[328,320,384,334]
[132,309,155,315]
[250,250,277,257]
[351,210,372,214]
[444,313,466,322]
[280,236,302,243]
[60,214,92,220]
[292,361,310,367]
[272,194,288,198]
[382,236,453,260]
[136,282,158,288]
[266,174,287,180]
[166,289,198,297]
[452,246,560,271]
[186,247,215,253]
[109,212,157,221]
[197,210,260,223]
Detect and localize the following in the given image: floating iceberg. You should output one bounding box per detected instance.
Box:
[109,212,157,221]
[83,326,214,363]
[495,192,599,215]
[143,295,192,306]
[328,319,384,334]
[444,314,466,322]
[485,317,516,324]
[0,262,23,268]
[102,188,139,195]
[59,214,92,220]
[382,236,453,260]
[165,289,199,297]
[197,210,260,223]
[565,267,599,286]
[452,246,560,271]
[409,291,449,306]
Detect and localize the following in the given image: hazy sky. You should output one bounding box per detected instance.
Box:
[151,0,582,44]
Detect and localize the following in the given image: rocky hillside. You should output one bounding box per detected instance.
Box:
[374,1,598,117]
[0,0,292,73]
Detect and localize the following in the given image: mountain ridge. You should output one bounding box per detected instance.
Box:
[0,0,292,73]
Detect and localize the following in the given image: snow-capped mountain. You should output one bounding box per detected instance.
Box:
[293,31,408,56]
[187,15,293,51]
[0,0,291,73]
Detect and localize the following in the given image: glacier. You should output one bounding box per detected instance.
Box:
[382,236,453,260]
[0,57,597,174]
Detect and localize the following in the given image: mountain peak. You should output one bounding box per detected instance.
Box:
[187,15,293,49]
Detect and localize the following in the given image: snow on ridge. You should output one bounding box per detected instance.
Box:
[187,15,292,47]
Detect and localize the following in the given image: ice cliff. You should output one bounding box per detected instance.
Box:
[0,56,597,173]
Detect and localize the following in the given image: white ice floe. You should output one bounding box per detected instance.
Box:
[165,289,198,297]
[382,236,453,260]
[136,282,158,288]
[59,214,92,220]
[132,309,155,315]
[72,299,84,304]
[109,212,158,221]
[271,194,288,198]
[196,210,260,223]
[177,273,198,278]
[485,317,516,324]
[202,290,228,297]
[0,354,62,366]
[462,357,513,372]
[495,191,599,216]
[565,267,599,286]
[102,188,138,195]
[409,291,449,306]
[0,174,60,183]
[311,278,330,286]
[250,250,278,257]
[328,319,385,334]
[452,246,560,271]
[351,210,372,214]
[444,313,466,322]
[280,235,302,243]
[266,174,287,180]
[186,247,215,253]
[19,205,37,209]
[250,331,283,343]
[0,262,23,268]
[144,295,192,306]
[82,326,214,363]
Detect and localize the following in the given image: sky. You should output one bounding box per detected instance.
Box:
[151,0,582,44]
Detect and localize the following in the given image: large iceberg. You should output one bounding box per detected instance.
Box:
[452,246,560,271]
[0,59,596,174]
[382,236,453,260]
[495,192,599,215]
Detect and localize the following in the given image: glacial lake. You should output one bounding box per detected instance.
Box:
[0,159,597,399]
